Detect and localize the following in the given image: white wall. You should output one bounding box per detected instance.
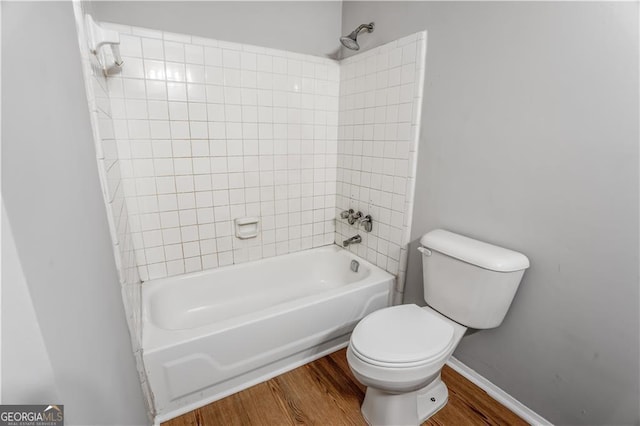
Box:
[91,1,342,58]
[342,2,639,425]
[1,2,149,424]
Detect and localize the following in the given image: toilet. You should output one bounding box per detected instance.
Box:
[347,229,530,425]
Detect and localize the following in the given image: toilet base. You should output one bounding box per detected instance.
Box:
[361,376,449,426]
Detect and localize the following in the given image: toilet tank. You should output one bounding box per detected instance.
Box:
[420,229,530,329]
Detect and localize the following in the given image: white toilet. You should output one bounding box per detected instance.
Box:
[347,229,530,425]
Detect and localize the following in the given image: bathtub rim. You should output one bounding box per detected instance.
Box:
[142,244,395,352]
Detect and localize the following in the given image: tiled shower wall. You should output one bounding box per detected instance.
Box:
[103,23,340,280]
[335,32,426,291]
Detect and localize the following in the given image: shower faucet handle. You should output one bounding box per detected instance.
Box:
[358,215,373,232]
[348,211,362,225]
[340,209,354,219]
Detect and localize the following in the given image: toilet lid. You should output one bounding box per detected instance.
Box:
[350,304,455,366]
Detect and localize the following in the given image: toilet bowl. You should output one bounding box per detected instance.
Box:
[347,304,466,425]
[346,229,530,425]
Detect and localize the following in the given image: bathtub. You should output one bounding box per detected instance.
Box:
[142,245,394,422]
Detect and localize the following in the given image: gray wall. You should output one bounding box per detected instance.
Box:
[2,2,148,424]
[92,1,342,58]
[342,2,639,425]
[2,205,60,404]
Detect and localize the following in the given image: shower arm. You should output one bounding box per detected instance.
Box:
[353,23,375,35]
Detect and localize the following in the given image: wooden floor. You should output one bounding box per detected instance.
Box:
[163,349,527,426]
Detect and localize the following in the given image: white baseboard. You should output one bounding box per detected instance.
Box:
[446,357,552,426]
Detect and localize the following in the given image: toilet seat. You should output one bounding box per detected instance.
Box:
[350,304,455,368]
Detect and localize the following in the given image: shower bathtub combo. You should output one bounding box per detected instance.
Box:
[74,5,426,421]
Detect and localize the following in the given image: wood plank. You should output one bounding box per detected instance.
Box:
[435,365,528,426]
[163,349,526,426]
[237,381,295,426]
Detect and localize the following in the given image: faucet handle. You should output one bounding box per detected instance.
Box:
[348,211,362,225]
[358,215,373,232]
[340,209,354,219]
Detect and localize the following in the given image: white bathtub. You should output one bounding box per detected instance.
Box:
[142,245,394,422]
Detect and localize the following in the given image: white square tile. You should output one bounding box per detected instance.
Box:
[167,82,187,101]
[142,38,164,60]
[197,208,215,224]
[176,175,194,192]
[166,259,185,276]
[190,121,208,139]
[181,225,199,242]
[128,120,150,139]
[223,49,241,68]
[188,103,208,121]
[183,242,201,260]
[158,194,178,211]
[125,99,148,119]
[273,57,287,74]
[148,100,169,119]
[218,251,233,266]
[142,230,163,247]
[186,65,206,83]
[170,121,190,138]
[145,246,165,264]
[241,52,257,70]
[202,254,218,269]
[177,190,196,207]
[166,62,186,82]
[226,122,243,139]
[185,44,204,64]
[168,101,189,120]
[122,57,145,79]
[257,54,273,72]
[144,60,166,80]
[148,263,167,280]
[120,34,142,57]
[193,158,211,174]
[225,87,242,104]
[215,221,232,237]
[123,79,147,99]
[150,121,171,139]
[205,67,224,85]
[204,47,223,66]
[187,84,206,102]
[146,80,167,100]
[160,212,180,229]
[206,85,224,103]
[207,103,225,121]
[179,209,198,226]
[162,227,182,244]
[156,176,176,194]
[164,41,185,62]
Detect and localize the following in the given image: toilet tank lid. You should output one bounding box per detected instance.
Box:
[420,229,530,272]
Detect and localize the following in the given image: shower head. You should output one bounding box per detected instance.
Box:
[340,22,375,51]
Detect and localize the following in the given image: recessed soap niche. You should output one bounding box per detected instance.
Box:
[235,217,260,240]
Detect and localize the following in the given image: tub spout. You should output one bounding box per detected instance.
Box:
[343,234,362,247]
